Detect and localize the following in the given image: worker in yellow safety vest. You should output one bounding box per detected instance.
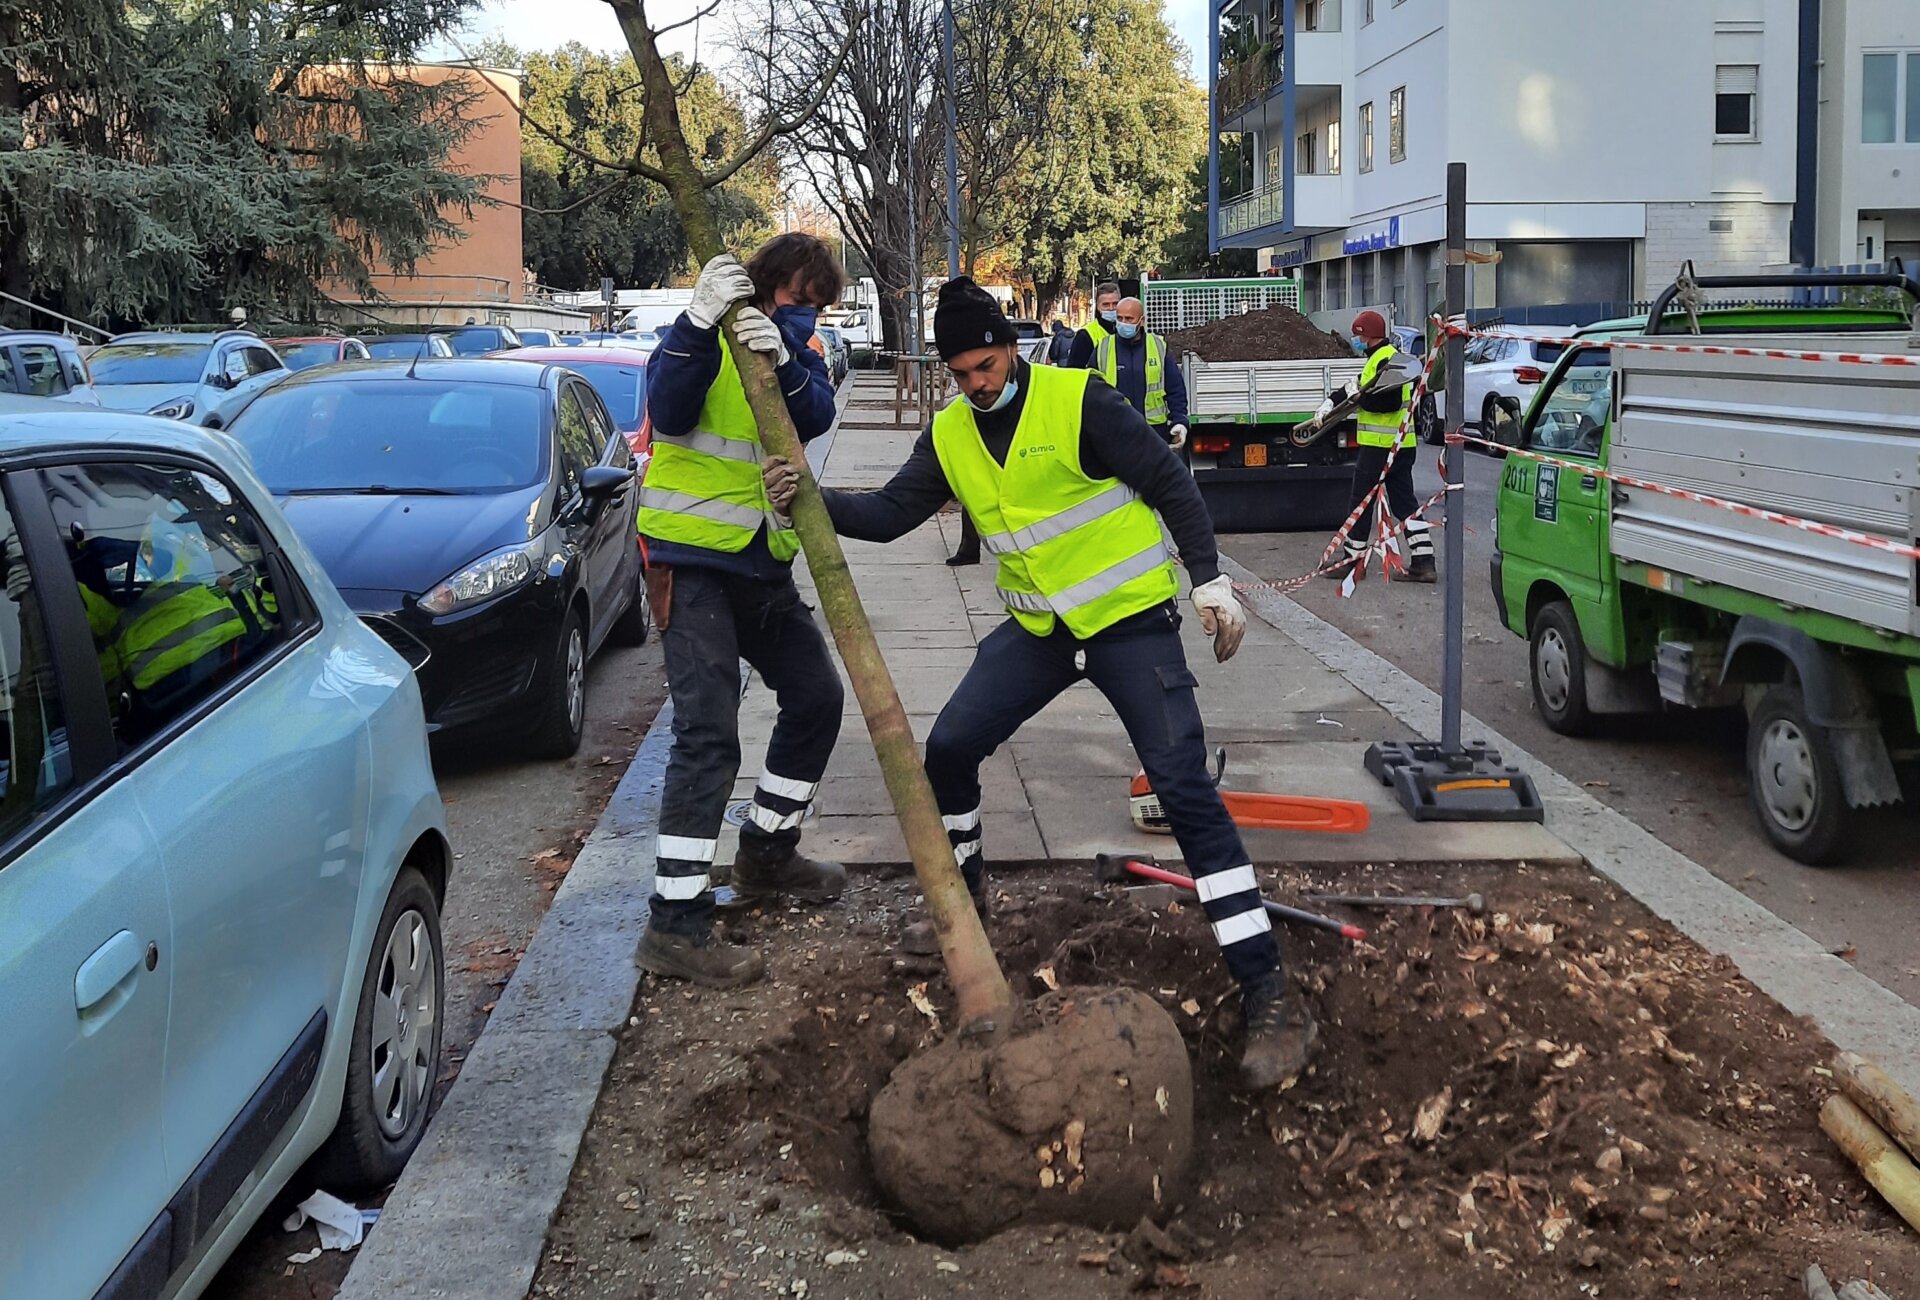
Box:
[632,233,851,991]
[1063,280,1121,368]
[764,277,1321,1091]
[1320,309,1435,583]
[1093,296,1190,448]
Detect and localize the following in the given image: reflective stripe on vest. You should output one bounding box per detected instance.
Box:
[636,339,799,560]
[1355,343,1413,449]
[120,585,248,689]
[932,366,1178,638]
[1092,334,1168,425]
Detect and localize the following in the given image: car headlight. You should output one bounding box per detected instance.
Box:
[148,397,195,420]
[418,544,536,615]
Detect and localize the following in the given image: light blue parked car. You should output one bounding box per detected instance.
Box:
[87,330,291,430]
[0,410,451,1299]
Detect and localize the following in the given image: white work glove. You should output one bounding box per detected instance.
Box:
[1312,396,1337,422]
[687,253,753,330]
[732,306,791,366]
[1168,423,1188,450]
[762,455,800,520]
[1190,575,1245,664]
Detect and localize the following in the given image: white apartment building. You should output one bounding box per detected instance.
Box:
[1209,0,1910,323]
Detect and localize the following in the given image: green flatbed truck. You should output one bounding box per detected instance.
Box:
[1490,267,1920,865]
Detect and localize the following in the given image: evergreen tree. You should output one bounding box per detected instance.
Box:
[0,0,488,327]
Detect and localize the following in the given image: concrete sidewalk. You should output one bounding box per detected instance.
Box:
[716,372,1580,875]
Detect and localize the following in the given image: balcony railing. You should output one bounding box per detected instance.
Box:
[1217,183,1287,240]
[1216,43,1281,124]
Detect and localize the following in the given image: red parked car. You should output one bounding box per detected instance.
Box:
[492,344,650,449]
[274,335,372,371]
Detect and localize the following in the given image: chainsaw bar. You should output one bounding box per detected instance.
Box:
[1129,771,1370,835]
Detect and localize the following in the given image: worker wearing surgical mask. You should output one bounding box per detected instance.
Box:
[762,278,1320,1092]
[1064,280,1123,369]
[1093,296,1190,449]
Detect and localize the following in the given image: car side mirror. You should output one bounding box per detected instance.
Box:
[1492,395,1525,446]
[580,465,633,500]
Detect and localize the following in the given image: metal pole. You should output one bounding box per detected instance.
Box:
[902,2,923,352]
[1440,161,1467,753]
[942,0,961,279]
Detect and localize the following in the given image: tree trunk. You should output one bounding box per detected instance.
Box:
[618,1,1011,1027]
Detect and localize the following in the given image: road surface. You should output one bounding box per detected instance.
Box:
[1220,445,1920,1009]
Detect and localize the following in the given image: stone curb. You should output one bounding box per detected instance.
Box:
[1220,553,1920,1096]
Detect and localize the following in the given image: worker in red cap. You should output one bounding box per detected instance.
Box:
[1317,309,1434,582]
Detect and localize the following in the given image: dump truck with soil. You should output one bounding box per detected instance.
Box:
[1153,288,1368,533]
[1491,265,1920,864]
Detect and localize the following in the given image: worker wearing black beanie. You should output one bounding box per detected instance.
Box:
[933,275,1018,362]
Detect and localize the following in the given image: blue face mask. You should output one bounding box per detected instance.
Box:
[1116,322,1140,340]
[774,304,818,335]
[1098,310,1117,326]
[970,374,1019,414]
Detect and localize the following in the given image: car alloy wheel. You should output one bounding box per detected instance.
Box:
[370,906,438,1140]
[564,624,586,736]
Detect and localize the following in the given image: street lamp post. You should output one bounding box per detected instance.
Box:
[942,0,960,280]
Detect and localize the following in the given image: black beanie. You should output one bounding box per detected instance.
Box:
[933,276,1016,360]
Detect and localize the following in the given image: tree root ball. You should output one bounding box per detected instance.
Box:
[868,986,1194,1243]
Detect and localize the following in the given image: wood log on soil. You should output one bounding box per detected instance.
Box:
[1820,1094,1920,1235]
[1834,1051,1920,1165]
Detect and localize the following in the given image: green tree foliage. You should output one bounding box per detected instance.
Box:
[0,0,489,327]
[1157,152,1255,278]
[983,0,1207,314]
[507,42,778,291]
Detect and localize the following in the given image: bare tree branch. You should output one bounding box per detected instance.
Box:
[701,22,857,187]
[652,0,723,39]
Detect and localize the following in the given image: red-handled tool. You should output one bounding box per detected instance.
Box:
[1095,853,1368,942]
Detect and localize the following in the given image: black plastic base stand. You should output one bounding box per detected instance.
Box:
[1363,741,1545,823]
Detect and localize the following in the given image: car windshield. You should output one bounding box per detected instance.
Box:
[573,365,646,429]
[365,337,431,359]
[88,341,209,385]
[278,342,341,371]
[443,330,507,356]
[232,381,548,494]
[1529,348,1612,456]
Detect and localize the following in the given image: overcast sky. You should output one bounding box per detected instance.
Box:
[436,0,1207,80]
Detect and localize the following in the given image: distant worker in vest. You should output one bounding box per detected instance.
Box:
[1095,296,1190,449]
[763,278,1320,1089]
[633,233,849,989]
[1046,318,1074,366]
[1321,309,1435,583]
[1063,280,1122,368]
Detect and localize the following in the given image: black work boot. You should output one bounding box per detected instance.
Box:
[1405,554,1438,584]
[635,927,765,989]
[945,548,980,567]
[730,833,848,903]
[1239,972,1319,1090]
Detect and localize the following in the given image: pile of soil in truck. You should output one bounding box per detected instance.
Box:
[533,861,1920,1299]
[1166,305,1359,363]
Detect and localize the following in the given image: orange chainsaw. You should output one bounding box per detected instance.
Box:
[1129,748,1370,836]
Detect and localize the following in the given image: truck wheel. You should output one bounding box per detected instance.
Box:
[1529,601,1594,735]
[1747,685,1853,866]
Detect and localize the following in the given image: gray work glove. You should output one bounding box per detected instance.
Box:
[687,253,753,330]
[732,306,791,367]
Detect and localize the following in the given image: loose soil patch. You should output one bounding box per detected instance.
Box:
[535,862,1920,1299]
[1167,306,1357,364]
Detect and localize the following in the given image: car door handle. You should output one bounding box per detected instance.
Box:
[75,929,145,1026]
[1580,475,1598,491]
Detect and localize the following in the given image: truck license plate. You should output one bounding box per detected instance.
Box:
[1243,443,1268,467]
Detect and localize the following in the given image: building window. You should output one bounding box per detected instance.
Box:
[1862,51,1920,144]
[1327,119,1341,174]
[1389,87,1406,162]
[1265,140,1284,186]
[1302,0,1321,30]
[1359,101,1374,172]
[1714,64,1758,140]
[1362,0,1374,24]
[1297,128,1318,175]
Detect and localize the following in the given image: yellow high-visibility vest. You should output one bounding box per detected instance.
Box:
[931,366,1177,638]
[1093,332,1169,425]
[637,339,799,560]
[1355,342,1413,449]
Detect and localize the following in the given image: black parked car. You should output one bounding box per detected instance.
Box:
[363,333,456,361]
[227,360,648,757]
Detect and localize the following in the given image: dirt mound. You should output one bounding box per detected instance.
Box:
[1167,305,1357,363]
[537,864,1920,1299]
[869,986,1193,1243]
